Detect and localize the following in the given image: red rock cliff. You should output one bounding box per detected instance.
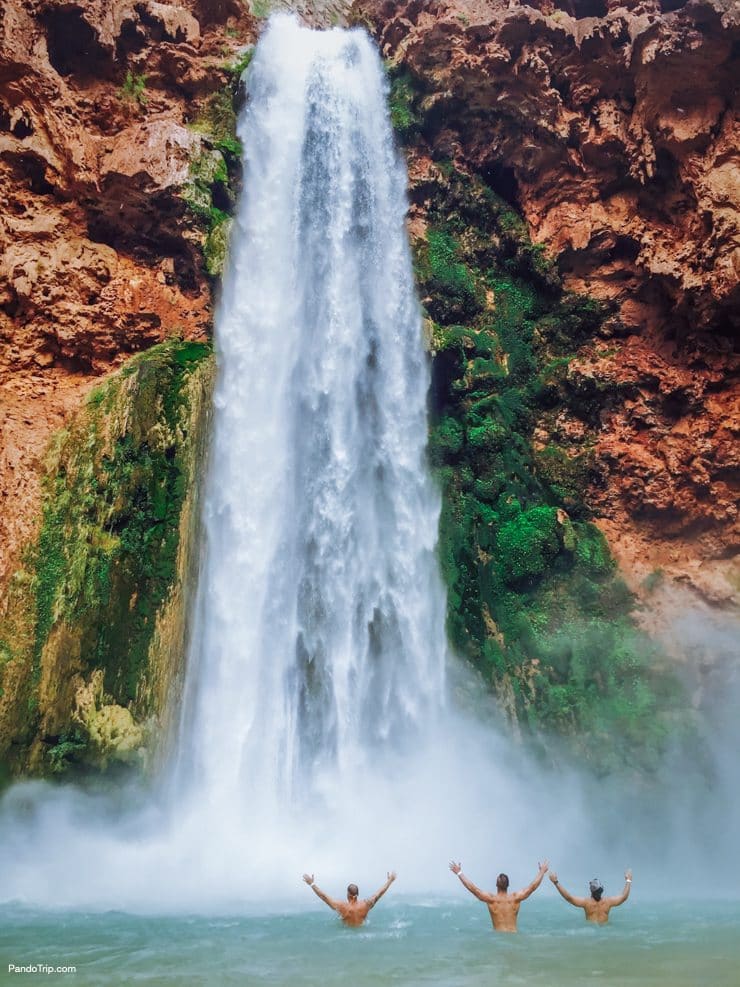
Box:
[2,0,738,626]
[0,0,254,585]
[354,0,739,617]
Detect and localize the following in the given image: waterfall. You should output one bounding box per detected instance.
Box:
[172,15,448,817]
[0,15,527,910]
[1,14,737,914]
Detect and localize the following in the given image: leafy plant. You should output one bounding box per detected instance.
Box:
[119,70,148,107]
[224,47,253,79]
[419,230,484,323]
[47,729,88,774]
[388,69,423,142]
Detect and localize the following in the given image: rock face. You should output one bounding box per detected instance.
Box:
[0,0,256,775]
[354,0,739,611]
[0,339,214,775]
[0,0,253,587]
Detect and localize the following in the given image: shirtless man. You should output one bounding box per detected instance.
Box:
[302,872,396,927]
[449,859,549,932]
[549,869,632,924]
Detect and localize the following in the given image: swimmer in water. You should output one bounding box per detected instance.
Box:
[302,871,396,926]
[549,868,632,923]
[449,859,549,932]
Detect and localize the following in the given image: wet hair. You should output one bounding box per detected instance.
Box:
[589,879,604,901]
[496,873,509,892]
[347,884,359,898]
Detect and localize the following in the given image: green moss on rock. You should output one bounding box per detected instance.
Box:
[184,74,244,280]
[388,67,424,143]
[204,215,233,278]
[496,507,560,585]
[0,339,214,778]
[423,166,686,773]
[418,229,484,324]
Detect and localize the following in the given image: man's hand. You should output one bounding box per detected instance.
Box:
[387,871,397,883]
[549,871,558,884]
[449,861,462,875]
[302,873,314,886]
[538,860,549,874]
[625,869,632,881]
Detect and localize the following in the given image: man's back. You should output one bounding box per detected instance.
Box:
[549,869,632,923]
[335,899,372,927]
[450,860,549,932]
[581,896,621,924]
[303,872,396,926]
[485,893,522,932]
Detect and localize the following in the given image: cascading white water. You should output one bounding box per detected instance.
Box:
[0,16,569,910]
[172,15,448,817]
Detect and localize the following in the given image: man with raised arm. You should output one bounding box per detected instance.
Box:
[449,859,549,932]
[302,872,396,927]
[549,868,632,923]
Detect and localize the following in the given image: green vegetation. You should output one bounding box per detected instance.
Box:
[224,47,254,81]
[47,729,87,774]
[35,340,211,707]
[419,230,483,323]
[119,70,148,107]
[388,68,424,143]
[203,215,233,278]
[184,148,233,278]
[421,167,685,774]
[184,150,230,219]
[191,87,243,160]
[249,0,275,17]
[184,68,246,279]
[0,340,213,777]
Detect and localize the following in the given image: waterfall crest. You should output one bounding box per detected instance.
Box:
[172,14,448,815]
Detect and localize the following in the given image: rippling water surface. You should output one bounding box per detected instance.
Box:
[2,900,738,986]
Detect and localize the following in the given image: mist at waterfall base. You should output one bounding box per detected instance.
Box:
[0,15,737,917]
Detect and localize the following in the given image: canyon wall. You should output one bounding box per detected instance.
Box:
[352,1,739,714]
[0,0,737,775]
[354,0,738,610]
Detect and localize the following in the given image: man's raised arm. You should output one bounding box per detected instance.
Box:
[449,861,490,902]
[366,871,396,909]
[303,873,339,912]
[607,869,633,907]
[549,871,587,907]
[515,860,549,902]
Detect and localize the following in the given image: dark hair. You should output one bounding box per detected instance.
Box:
[496,873,509,891]
[347,884,359,898]
[589,879,604,901]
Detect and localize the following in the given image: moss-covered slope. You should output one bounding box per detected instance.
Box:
[415,165,686,775]
[0,340,214,778]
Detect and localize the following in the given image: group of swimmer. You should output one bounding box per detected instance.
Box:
[303,861,633,930]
